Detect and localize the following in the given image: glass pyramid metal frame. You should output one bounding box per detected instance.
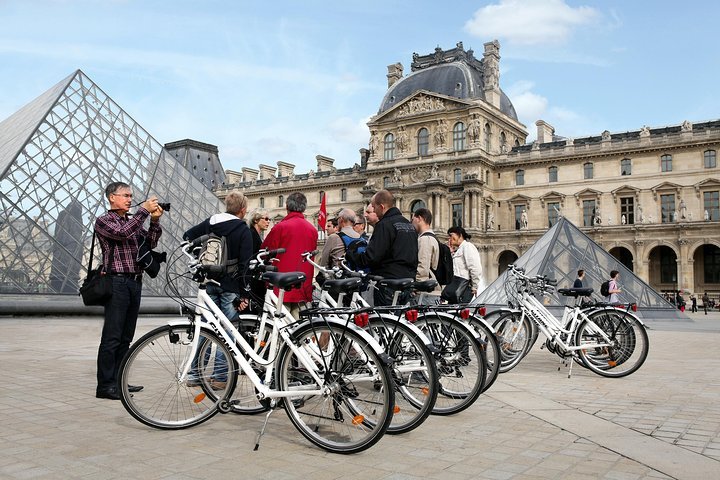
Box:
[0,70,223,296]
[475,217,674,312]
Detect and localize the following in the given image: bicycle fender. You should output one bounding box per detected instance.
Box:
[367,312,435,347]
[418,311,483,341]
[288,317,389,358]
[584,307,646,326]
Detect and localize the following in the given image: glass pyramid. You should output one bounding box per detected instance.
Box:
[474,217,673,312]
[0,70,223,296]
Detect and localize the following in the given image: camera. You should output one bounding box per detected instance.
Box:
[158,202,171,211]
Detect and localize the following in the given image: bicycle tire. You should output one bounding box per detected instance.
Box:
[574,309,649,378]
[277,321,395,454]
[492,311,533,373]
[466,315,501,392]
[367,317,439,434]
[414,314,486,415]
[118,323,237,429]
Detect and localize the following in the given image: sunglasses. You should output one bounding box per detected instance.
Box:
[262,217,270,221]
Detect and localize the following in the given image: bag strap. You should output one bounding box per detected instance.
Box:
[88,230,115,274]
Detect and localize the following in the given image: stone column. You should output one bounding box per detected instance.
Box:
[464,192,470,228]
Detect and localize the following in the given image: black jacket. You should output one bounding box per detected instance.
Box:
[183,213,253,294]
[347,207,418,279]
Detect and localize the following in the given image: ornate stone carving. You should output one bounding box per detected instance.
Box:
[396,94,446,117]
[601,130,611,141]
[681,120,692,132]
[640,125,650,137]
[434,119,448,148]
[467,113,482,144]
[396,126,409,153]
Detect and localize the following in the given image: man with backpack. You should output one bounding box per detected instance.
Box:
[346,189,418,306]
[602,270,622,303]
[318,208,361,274]
[412,208,448,299]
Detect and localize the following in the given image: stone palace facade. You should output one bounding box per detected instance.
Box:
[215,41,720,298]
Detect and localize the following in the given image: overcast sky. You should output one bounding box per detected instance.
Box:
[1,0,719,174]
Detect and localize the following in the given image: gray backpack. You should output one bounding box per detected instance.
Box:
[198,233,238,279]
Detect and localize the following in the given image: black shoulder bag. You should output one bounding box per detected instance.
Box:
[79,231,115,306]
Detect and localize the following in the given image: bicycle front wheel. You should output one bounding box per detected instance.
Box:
[575,310,649,378]
[118,323,237,429]
[492,311,533,373]
[466,316,500,392]
[277,321,395,454]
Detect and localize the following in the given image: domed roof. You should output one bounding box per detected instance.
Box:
[378,45,517,121]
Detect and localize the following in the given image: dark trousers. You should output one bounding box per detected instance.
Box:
[374,284,411,307]
[97,276,142,389]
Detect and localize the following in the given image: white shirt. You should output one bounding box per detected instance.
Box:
[452,240,485,292]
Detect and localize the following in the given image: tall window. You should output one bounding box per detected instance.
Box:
[417,128,429,156]
[660,250,677,283]
[383,133,395,160]
[383,176,389,188]
[278,195,284,208]
[705,191,719,220]
[515,169,525,186]
[514,205,525,230]
[500,131,507,151]
[548,166,558,183]
[452,204,463,227]
[705,149,717,168]
[340,188,347,202]
[582,200,596,227]
[319,190,325,203]
[621,158,632,175]
[259,197,264,208]
[661,154,672,172]
[453,168,462,183]
[704,245,720,283]
[484,123,491,151]
[620,197,635,224]
[584,162,593,179]
[661,194,675,223]
[452,122,466,151]
[547,202,560,227]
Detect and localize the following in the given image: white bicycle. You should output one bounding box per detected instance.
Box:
[117,240,396,454]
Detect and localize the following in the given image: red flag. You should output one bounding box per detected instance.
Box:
[318,192,327,230]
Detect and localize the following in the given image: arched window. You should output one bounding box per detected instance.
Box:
[340,188,347,202]
[484,123,492,151]
[417,128,429,156]
[621,158,632,175]
[383,133,395,160]
[515,169,525,186]
[410,199,426,213]
[454,168,462,183]
[661,154,672,172]
[584,162,593,179]
[452,122,466,151]
[319,190,325,203]
[278,195,284,208]
[548,166,558,183]
[383,176,390,188]
[704,149,717,168]
[259,197,264,208]
[500,131,507,151]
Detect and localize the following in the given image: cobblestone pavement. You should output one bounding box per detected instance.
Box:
[1,313,719,479]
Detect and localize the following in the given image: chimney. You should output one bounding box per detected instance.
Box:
[258,164,276,180]
[276,161,295,178]
[535,120,555,144]
[316,155,335,172]
[387,62,403,88]
[482,40,501,108]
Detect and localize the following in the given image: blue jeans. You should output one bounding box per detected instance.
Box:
[98,276,142,390]
[189,285,236,383]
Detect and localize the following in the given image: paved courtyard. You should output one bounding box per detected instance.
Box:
[1,311,719,479]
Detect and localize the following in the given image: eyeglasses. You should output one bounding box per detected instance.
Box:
[112,193,133,198]
[354,222,364,226]
[262,217,271,221]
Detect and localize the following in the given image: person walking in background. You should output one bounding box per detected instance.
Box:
[247,208,271,312]
[94,181,163,400]
[702,292,710,315]
[690,295,698,313]
[443,226,483,303]
[606,270,621,303]
[676,290,685,312]
[261,192,318,319]
[346,189,418,306]
[412,207,442,299]
[573,269,585,288]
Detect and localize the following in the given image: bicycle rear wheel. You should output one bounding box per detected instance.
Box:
[492,311,533,373]
[575,310,649,378]
[227,314,274,414]
[415,314,486,415]
[466,316,500,392]
[368,318,439,434]
[277,321,395,454]
[118,323,237,429]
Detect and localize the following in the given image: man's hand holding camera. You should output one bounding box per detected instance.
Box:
[143,196,164,222]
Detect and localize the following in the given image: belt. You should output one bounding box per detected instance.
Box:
[111,272,143,282]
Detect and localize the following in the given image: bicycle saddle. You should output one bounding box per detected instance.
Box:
[413,279,438,293]
[323,277,364,295]
[261,271,306,291]
[557,287,594,297]
[377,278,413,291]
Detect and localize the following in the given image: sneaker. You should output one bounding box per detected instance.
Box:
[186,378,201,387]
[210,380,227,390]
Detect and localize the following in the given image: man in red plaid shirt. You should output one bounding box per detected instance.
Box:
[94,181,163,400]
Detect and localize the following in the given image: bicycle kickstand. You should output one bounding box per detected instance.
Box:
[254,400,277,451]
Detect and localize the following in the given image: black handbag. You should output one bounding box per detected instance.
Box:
[441,276,470,304]
[137,235,166,278]
[79,232,114,306]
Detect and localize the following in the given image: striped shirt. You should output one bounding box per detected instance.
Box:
[94,208,162,274]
